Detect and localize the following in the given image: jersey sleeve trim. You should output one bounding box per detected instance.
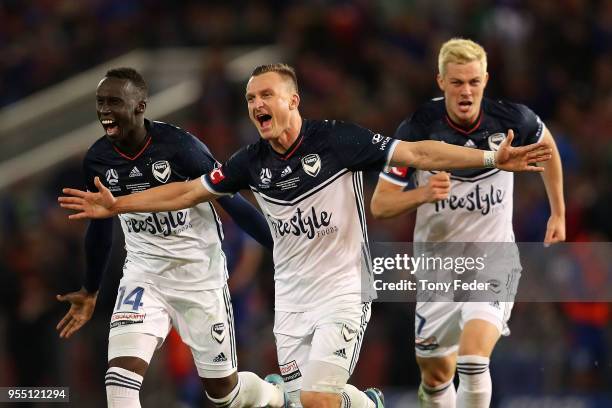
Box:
[200,175,232,196]
[379,172,409,187]
[384,139,400,167]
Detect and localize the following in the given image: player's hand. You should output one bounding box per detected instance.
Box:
[56,288,98,339]
[495,129,552,172]
[423,172,451,203]
[544,214,566,246]
[59,176,117,219]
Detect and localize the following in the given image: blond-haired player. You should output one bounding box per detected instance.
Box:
[372,38,565,407]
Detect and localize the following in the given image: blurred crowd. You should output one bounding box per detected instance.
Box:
[1,0,611,406]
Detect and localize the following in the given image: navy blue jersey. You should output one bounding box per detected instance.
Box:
[381,97,545,242]
[84,119,228,290]
[202,119,398,311]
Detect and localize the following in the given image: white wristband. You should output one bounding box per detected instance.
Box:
[483,150,496,168]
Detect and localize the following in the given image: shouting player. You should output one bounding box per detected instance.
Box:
[371,38,565,407]
[59,64,551,408]
[55,68,290,408]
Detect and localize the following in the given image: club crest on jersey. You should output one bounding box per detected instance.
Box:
[488,133,506,151]
[106,169,119,185]
[211,323,226,344]
[301,154,321,177]
[152,160,171,183]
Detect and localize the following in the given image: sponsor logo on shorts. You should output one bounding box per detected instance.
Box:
[489,300,501,309]
[415,336,439,351]
[211,323,226,344]
[334,348,347,359]
[109,312,145,329]
[279,360,302,382]
[213,352,227,363]
[341,324,357,342]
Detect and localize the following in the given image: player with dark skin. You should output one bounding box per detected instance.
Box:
[57,76,240,400]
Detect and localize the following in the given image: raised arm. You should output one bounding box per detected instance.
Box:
[390,129,551,172]
[59,176,216,219]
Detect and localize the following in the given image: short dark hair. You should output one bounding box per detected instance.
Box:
[105,67,148,97]
[251,63,299,93]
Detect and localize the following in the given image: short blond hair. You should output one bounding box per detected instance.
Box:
[438,38,487,76]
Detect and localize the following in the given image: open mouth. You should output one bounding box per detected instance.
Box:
[101,119,119,136]
[256,113,272,130]
[458,100,472,113]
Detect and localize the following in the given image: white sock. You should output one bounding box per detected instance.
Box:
[105,367,143,408]
[288,390,303,407]
[456,355,491,408]
[418,379,456,408]
[207,371,284,408]
[341,384,375,408]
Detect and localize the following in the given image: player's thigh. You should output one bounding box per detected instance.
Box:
[415,301,462,359]
[167,284,237,379]
[304,302,371,393]
[108,279,170,366]
[458,301,513,357]
[274,310,314,394]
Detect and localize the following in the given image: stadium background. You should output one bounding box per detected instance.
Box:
[0,0,610,407]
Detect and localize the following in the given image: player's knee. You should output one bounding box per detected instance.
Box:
[108,356,149,377]
[417,356,455,387]
[201,372,238,399]
[300,390,341,408]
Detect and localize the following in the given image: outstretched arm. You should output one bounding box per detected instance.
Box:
[217,194,273,251]
[539,129,565,244]
[59,176,217,219]
[390,129,551,172]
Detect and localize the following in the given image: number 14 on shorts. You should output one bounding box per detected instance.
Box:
[115,286,145,311]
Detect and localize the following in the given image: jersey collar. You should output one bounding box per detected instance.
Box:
[272,119,306,160]
[111,119,152,161]
[445,110,483,135]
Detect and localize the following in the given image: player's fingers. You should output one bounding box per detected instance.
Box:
[58,196,85,204]
[62,188,88,198]
[60,319,77,338]
[522,165,545,172]
[544,227,554,244]
[68,212,91,220]
[56,313,71,331]
[503,129,514,146]
[60,203,84,211]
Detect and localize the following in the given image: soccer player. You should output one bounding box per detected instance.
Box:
[55,68,290,408]
[59,64,552,408]
[370,39,565,407]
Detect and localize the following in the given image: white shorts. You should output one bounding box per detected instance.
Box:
[274,303,371,393]
[108,278,237,378]
[414,300,514,358]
